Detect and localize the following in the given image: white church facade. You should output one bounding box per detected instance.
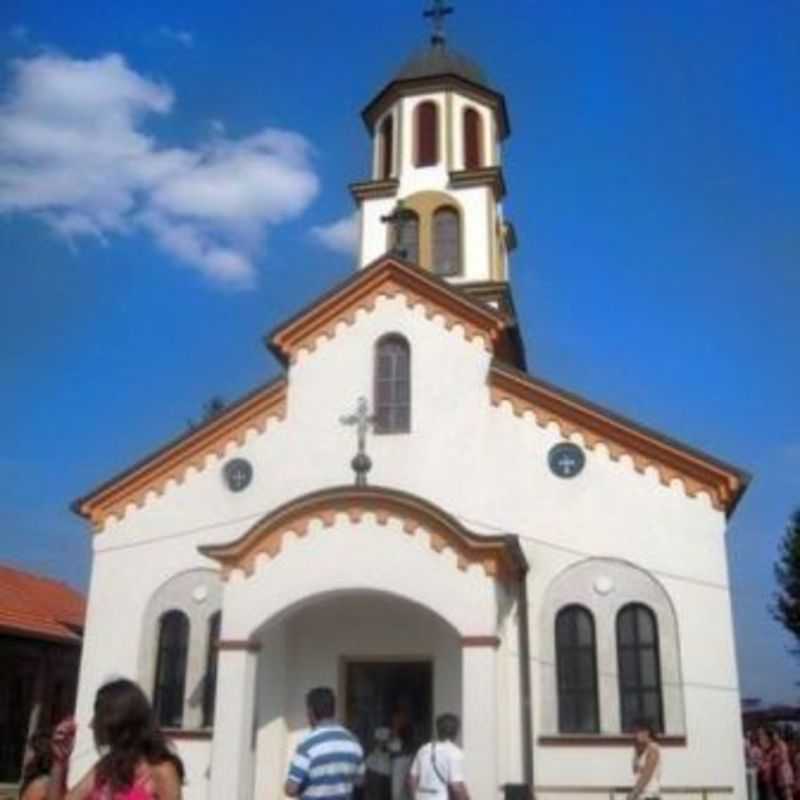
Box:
[71,17,750,800]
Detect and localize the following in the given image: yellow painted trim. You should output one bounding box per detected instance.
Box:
[399,191,464,275]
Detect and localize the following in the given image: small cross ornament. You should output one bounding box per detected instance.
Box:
[424,0,454,45]
[340,397,376,486]
[381,201,412,260]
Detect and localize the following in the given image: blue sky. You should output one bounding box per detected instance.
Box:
[0,1,797,704]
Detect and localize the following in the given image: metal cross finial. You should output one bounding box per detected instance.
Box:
[380,201,410,259]
[423,0,454,46]
[340,397,376,486]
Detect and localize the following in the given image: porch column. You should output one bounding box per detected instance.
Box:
[461,637,499,800]
[209,640,260,800]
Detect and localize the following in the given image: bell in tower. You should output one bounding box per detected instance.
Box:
[350,1,517,318]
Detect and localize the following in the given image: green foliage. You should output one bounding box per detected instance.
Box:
[772,508,800,653]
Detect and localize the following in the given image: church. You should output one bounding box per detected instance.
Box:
[70,8,750,800]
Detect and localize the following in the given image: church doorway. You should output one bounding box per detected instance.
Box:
[345,659,432,800]
[345,659,433,753]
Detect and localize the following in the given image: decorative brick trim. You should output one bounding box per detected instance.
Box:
[538,735,687,748]
[489,363,748,514]
[200,485,527,583]
[461,635,501,648]
[74,379,287,531]
[269,257,509,365]
[217,639,262,653]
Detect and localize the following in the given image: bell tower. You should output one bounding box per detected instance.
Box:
[351,2,517,314]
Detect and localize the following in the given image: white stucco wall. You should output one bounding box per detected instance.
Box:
[73,290,744,798]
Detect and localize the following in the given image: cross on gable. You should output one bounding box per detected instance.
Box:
[340,397,376,486]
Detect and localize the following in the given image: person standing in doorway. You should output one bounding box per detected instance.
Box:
[628,720,662,800]
[285,687,365,800]
[408,713,470,800]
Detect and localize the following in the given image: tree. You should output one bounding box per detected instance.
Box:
[772,508,800,654]
[186,396,226,431]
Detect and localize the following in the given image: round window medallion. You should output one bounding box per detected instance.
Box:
[593,576,615,596]
[223,458,253,493]
[548,442,586,479]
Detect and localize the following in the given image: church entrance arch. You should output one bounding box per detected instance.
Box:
[250,589,460,800]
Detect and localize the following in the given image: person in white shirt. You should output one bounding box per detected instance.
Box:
[408,714,470,800]
[628,720,662,800]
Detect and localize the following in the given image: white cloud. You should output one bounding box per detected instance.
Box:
[311,212,359,256]
[0,52,320,287]
[157,26,194,48]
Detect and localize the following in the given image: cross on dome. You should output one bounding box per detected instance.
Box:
[423,0,454,46]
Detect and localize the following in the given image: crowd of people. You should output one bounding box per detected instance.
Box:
[746,727,800,800]
[18,678,663,800]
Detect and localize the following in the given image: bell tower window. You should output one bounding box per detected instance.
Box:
[393,209,420,264]
[379,115,394,180]
[432,206,461,276]
[463,107,483,169]
[415,101,439,167]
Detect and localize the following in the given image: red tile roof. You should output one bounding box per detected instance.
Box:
[0,565,85,644]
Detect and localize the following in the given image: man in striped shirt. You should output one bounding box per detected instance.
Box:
[285,687,365,800]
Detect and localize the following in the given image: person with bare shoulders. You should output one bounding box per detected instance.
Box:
[628,720,662,800]
[46,678,184,800]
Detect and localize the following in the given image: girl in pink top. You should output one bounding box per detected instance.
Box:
[46,679,183,800]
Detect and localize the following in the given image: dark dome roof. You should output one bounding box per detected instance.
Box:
[394,42,488,86]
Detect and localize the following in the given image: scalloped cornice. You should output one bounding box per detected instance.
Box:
[488,363,748,515]
[74,379,287,531]
[267,256,510,365]
[199,485,528,582]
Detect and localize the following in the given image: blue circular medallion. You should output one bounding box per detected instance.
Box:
[548,443,585,479]
[223,458,253,492]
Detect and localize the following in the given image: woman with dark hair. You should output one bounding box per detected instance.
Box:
[46,679,183,800]
[20,730,54,800]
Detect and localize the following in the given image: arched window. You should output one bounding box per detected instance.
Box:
[432,207,461,276]
[153,610,189,728]
[416,101,438,167]
[463,107,483,169]
[374,335,410,434]
[379,115,394,180]
[555,606,600,733]
[202,611,221,727]
[394,209,420,264]
[617,604,664,733]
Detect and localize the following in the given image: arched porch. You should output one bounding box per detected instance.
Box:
[199,486,528,800]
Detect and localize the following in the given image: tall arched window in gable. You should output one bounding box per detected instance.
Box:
[617,604,664,733]
[202,611,221,727]
[374,335,410,434]
[432,207,461,276]
[379,115,394,180]
[463,107,483,169]
[153,610,189,728]
[394,209,420,264]
[555,605,600,733]
[416,101,439,167]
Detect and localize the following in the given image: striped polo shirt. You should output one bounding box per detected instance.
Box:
[287,722,365,800]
